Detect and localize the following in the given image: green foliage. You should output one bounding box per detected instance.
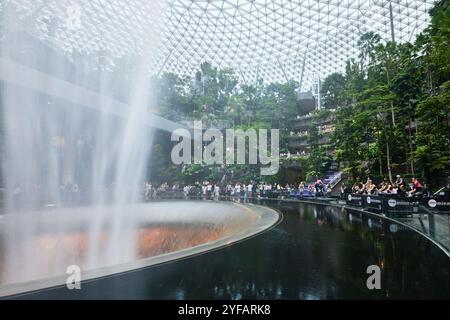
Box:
[148,144,184,183]
[147,0,450,188]
[357,31,381,68]
[413,81,450,177]
[332,1,450,187]
[321,72,346,109]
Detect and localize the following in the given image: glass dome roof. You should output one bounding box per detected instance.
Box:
[2,0,433,89]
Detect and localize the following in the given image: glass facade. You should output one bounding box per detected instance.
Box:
[2,0,433,89]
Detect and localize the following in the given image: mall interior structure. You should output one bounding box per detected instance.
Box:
[0,0,449,300]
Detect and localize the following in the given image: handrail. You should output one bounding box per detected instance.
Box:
[328,171,342,190]
[433,186,446,196]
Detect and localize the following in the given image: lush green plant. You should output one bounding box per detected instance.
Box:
[146,0,450,189]
[331,0,449,187]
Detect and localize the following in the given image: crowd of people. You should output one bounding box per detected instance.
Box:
[341,175,427,198]
[142,178,332,201]
[142,174,436,202]
[3,174,435,212]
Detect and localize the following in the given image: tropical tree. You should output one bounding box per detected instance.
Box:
[413,0,450,184]
[357,31,381,69]
[147,0,450,189]
[321,72,346,109]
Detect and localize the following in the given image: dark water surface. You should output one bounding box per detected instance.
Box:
[8,201,450,299]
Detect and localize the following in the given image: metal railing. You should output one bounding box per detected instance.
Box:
[328,171,342,190]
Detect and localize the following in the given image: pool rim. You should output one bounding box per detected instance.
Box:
[0,201,281,298]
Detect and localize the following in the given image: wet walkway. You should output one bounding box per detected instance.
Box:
[399,213,450,253]
[253,197,450,255]
[329,198,450,255]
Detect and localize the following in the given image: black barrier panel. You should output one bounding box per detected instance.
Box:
[259,190,291,199]
[383,197,419,217]
[420,196,450,212]
[362,195,384,214]
[345,194,363,207]
[347,194,419,217]
[260,190,275,198]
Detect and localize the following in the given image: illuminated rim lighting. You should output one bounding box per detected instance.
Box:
[0,201,280,298]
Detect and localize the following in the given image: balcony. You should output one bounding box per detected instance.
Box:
[318,136,331,145]
[318,124,335,134]
[287,133,308,140]
[287,139,310,151]
[280,152,309,159]
[291,114,313,130]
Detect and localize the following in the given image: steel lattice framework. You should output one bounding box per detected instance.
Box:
[2,0,433,89]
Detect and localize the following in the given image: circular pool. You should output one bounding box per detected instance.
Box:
[0,201,279,297]
[2,200,450,299]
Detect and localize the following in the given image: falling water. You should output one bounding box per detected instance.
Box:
[0,1,168,284]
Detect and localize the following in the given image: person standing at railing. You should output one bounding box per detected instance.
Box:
[364,178,376,194]
[247,183,253,199]
[235,183,241,198]
[214,184,220,199]
[202,184,207,200]
[395,174,404,187]
[340,184,350,199]
[315,178,323,193]
[299,182,305,197]
[409,178,424,197]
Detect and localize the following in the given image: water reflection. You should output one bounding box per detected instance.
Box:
[12,201,450,300]
[0,201,261,286]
